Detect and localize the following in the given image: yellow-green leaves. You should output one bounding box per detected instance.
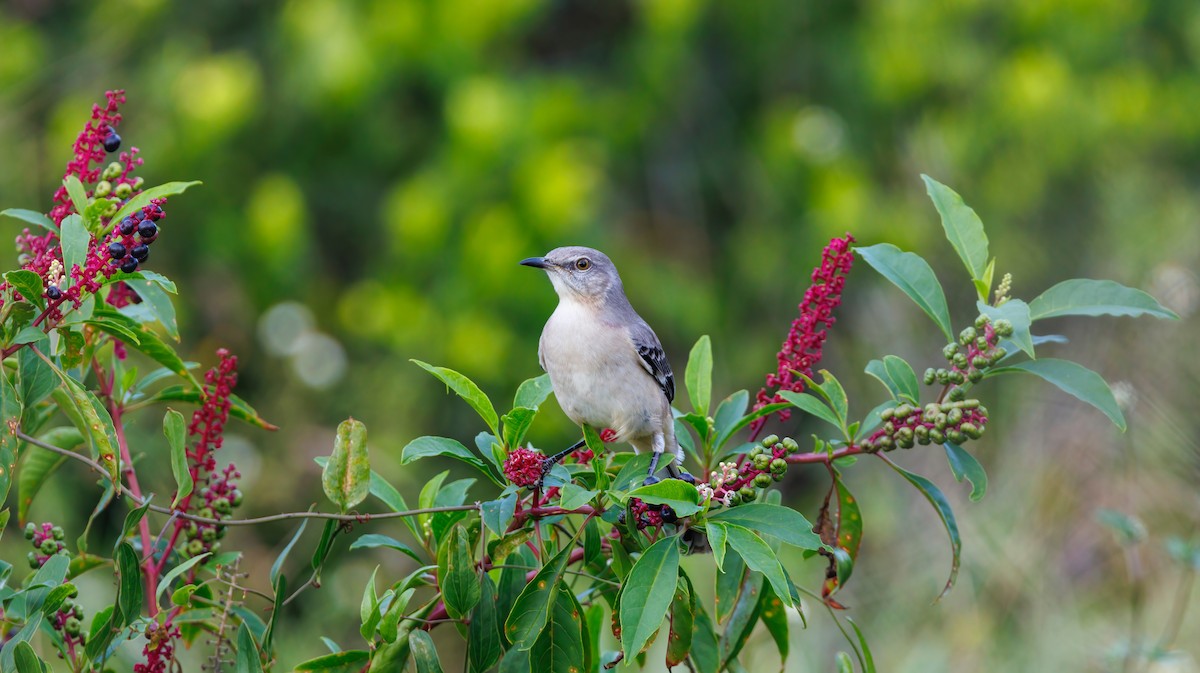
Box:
[921,175,992,300]
[322,418,370,513]
[988,358,1126,431]
[856,243,953,342]
[619,535,680,658]
[412,360,498,437]
[685,334,713,416]
[437,526,479,620]
[164,409,191,508]
[1029,278,1179,321]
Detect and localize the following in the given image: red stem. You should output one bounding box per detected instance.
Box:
[109,400,160,616]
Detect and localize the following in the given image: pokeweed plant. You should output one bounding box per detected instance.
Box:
[0,93,1179,672]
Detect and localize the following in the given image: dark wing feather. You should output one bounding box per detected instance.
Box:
[629,320,675,403]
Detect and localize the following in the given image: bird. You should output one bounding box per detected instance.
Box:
[520,246,694,486]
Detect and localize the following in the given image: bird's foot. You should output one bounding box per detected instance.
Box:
[642,474,661,486]
[666,463,697,484]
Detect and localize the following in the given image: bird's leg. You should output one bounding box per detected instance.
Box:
[665,461,697,484]
[539,438,587,486]
[647,435,695,485]
[643,433,668,486]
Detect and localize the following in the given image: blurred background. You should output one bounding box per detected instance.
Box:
[1,0,1198,670]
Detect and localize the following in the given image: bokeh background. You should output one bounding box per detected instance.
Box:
[2,0,1199,670]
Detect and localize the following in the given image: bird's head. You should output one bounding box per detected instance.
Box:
[520,246,624,304]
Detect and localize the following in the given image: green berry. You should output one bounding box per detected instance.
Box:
[934,414,948,430]
[132,176,145,190]
[877,436,894,451]
[28,552,40,568]
[961,399,980,409]
[65,617,82,636]
[976,336,989,351]
[230,490,243,507]
[972,356,989,369]
[749,445,763,458]
[895,404,913,419]
[947,429,966,444]
[770,458,788,473]
[914,425,930,444]
[959,327,977,345]
[953,353,969,369]
[201,528,217,542]
[947,408,963,425]
[40,539,58,555]
[781,437,799,452]
[929,428,945,444]
[24,522,35,539]
[880,407,894,421]
[947,386,966,402]
[114,182,132,199]
[103,161,123,181]
[753,455,771,471]
[213,497,232,514]
[974,314,989,329]
[990,347,1008,363]
[51,525,64,540]
[968,370,983,383]
[883,421,895,435]
[761,434,779,448]
[739,487,757,502]
[961,422,981,439]
[754,473,772,488]
[94,180,112,198]
[943,343,959,360]
[198,507,214,519]
[994,319,1014,337]
[923,368,936,385]
[187,540,205,556]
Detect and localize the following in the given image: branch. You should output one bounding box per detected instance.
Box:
[784,444,864,465]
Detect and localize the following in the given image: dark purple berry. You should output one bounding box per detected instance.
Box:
[109,256,124,266]
[46,286,62,301]
[103,132,121,153]
[133,210,146,221]
[120,257,138,274]
[119,218,136,235]
[138,221,157,239]
[149,204,164,220]
[131,244,149,262]
[107,242,127,259]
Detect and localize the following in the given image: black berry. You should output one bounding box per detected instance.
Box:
[133,210,146,221]
[149,204,164,220]
[46,286,62,301]
[103,132,121,153]
[120,257,138,274]
[119,218,136,235]
[131,244,149,262]
[138,221,157,239]
[107,242,127,259]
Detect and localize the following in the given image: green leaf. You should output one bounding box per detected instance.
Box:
[59,214,89,291]
[884,459,960,601]
[108,181,202,225]
[480,493,517,536]
[921,175,990,283]
[777,391,842,434]
[0,208,55,231]
[18,347,57,414]
[294,651,370,672]
[123,278,179,341]
[468,574,501,673]
[559,483,599,511]
[1029,278,1178,321]
[988,358,1126,431]
[714,402,790,453]
[504,544,574,649]
[4,270,45,309]
[626,480,702,517]
[722,524,792,607]
[758,583,789,667]
[690,603,720,673]
[1097,509,1147,546]
[712,390,749,446]
[322,418,370,512]
[18,427,83,524]
[164,409,191,508]
[263,573,287,657]
[40,582,76,618]
[155,553,210,607]
[513,373,554,409]
[54,373,120,483]
[529,586,586,673]
[401,435,501,485]
[620,535,681,658]
[349,534,422,563]
[707,521,729,572]
[270,519,308,583]
[710,501,825,549]
[848,618,877,673]
[978,299,1035,358]
[666,576,695,667]
[438,526,480,619]
[685,335,713,416]
[63,176,88,221]
[856,243,953,342]
[12,641,44,673]
[944,442,987,502]
[89,307,197,386]
[501,407,536,451]
[115,542,143,626]
[237,622,265,673]
[412,360,499,436]
[882,355,920,403]
[146,385,278,430]
[408,630,446,673]
[718,569,762,667]
[714,551,746,625]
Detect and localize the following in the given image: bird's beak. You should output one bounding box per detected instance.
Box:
[519,257,548,269]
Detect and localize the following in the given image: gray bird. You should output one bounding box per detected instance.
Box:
[520,246,693,486]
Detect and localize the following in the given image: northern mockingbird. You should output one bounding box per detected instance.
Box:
[521,246,693,486]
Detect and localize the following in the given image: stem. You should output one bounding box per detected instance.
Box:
[1157,561,1196,651]
[109,395,160,616]
[784,444,864,465]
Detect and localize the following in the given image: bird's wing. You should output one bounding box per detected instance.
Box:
[629,320,675,403]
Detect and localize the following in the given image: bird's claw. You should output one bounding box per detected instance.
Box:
[642,475,661,487]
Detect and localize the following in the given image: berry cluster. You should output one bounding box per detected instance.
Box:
[701,435,799,509]
[134,619,180,673]
[860,399,988,452]
[24,521,70,568]
[49,585,87,654]
[502,447,545,487]
[107,202,163,274]
[924,315,1014,394]
[181,465,244,558]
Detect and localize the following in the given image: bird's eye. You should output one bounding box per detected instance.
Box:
[575,258,591,271]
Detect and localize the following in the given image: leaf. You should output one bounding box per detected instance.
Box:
[690,603,720,673]
[438,526,480,620]
[884,459,960,601]
[468,574,501,673]
[855,243,954,342]
[666,577,694,667]
[59,214,89,290]
[408,631,446,673]
[848,618,877,673]
[18,348,57,413]
[4,270,45,309]
[412,360,498,435]
[89,307,197,386]
[777,391,842,434]
[52,372,120,484]
[882,355,920,403]
[348,534,423,563]
[685,335,713,416]
[529,586,586,673]
[18,427,83,524]
[269,519,308,584]
[322,418,370,512]
[714,551,746,625]
[115,542,143,626]
[709,503,824,550]
[626,480,702,517]
[109,181,202,225]
[921,175,990,283]
[944,442,987,502]
[559,483,599,511]
[163,409,191,508]
[146,385,277,430]
[1029,278,1178,321]
[1097,509,1147,546]
[480,493,518,536]
[513,373,554,409]
[722,524,792,607]
[0,208,55,231]
[758,583,789,667]
[237,622,265,673]
[504,544,574,649]
[155,553,210,607]
[620,535,681,658]
[988,358,1126,431]
[501,407,536,451]
[12,641,43,673]
[714,402,790,453]
[707,521,730,571]
[123,278,179,340]
[978,299,1035,358]
[401,436,500,485]
[823,476,863,599]
[718,570,762,667]
[712,390,749,445]
[294,650,371,672]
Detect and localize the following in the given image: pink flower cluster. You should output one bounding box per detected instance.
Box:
[503,447,544,487]
[751,234,855,434]
[134,619,180,673]
[48,89,139,225]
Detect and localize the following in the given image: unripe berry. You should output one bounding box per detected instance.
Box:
[929,428,945,444]
[961,422,981,439]
[51,525,64,540]
[974,314,989,329]
[897,426,914,444]
[114,182,132,199]
[24,522,35,539]
[40,539,59,555]
[947,386,966,402]
[770,457,787,473]
[883,421,895,435]
[28,552,39,568]
[187,540,205,556]
[213,497,232,514]
[738,487,757,502]
[959,327,977,345]
[961,399,980,409]
[198,507,214,519]
[230,490,244,507]
[895,404,913,419]
[947,429,966,444]
[877,436,894,451]
[753,455,770,471]
[749,446,763,458]
[132,177,144,190]
[186,523,199,538]
[943,343,959,360]
[103,132,121,153]
[761,435,779,448]
[103,161,123,181]
[990,347,1008,363]
[781,437,799,452]
[914,425,930,445]
[65,617,82,637]
[880,407,894,421]
[754,473,772,488]
[968,370,984,383]
[94,180,112,198]
[972,355,989,369]
[947,408,963,425]
[201,528,217,542]
[923,368,936,385]
[976,336,989,351]
[994,319,1014,337]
